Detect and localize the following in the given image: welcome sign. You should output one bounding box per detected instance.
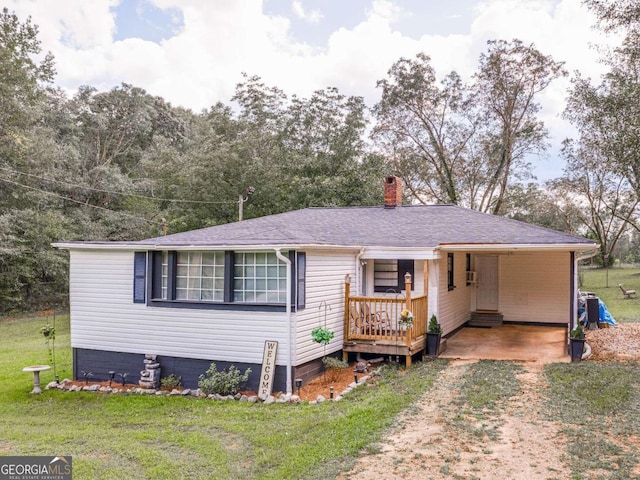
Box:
[258,340,278,400]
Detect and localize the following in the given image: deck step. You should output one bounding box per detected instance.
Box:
[468,312,503,328]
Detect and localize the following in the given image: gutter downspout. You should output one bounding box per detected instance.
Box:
[356,248,365,295]
[573,249,599,332]
[275,248,293,396]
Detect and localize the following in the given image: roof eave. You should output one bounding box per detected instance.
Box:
[437,243,598,252]
[51,242,363,252]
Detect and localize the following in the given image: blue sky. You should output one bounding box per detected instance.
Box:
[4,0,620,180]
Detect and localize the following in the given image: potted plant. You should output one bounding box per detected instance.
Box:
[311,326,334,345]
[569,323,586,362]
[39,324,55,339]
[426,314,443,357]
[398,309,414,329]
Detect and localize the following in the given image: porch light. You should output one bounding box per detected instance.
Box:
[295,378,302,396]
[404,272,412,284]
[82,371,93,385]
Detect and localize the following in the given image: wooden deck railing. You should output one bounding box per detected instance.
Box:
[344,294,428,345]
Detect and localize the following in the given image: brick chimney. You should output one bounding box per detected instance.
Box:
[384,176,403,208]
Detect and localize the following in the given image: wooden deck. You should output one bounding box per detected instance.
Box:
[342,286,428,367]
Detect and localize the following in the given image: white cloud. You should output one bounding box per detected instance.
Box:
[292,0,323,24]
[3,0,622,178]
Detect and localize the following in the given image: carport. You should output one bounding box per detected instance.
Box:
[439,324,570,363]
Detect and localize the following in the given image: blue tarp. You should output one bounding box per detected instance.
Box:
[578,296,618,326]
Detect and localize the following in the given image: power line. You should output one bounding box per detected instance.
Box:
[0,166,238,205]
[0,176,158,225]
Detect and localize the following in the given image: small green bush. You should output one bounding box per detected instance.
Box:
[322,356,348,370]
[322,356,348,382]
[198,363,252,395]
[428,314,443,334]
[160,374,182,390]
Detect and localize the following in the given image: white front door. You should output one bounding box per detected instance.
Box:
[476,255,499,311]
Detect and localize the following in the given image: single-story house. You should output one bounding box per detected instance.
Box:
[53,176,597,394]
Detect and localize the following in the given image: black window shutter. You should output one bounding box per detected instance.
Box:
[296,252,306,309]
[224,251,234,303]
[133,252,146,303]
[397,259,414,291]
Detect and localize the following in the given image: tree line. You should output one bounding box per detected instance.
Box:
[0,1,638,313]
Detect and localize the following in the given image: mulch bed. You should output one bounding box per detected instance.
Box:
[61,363,369,402]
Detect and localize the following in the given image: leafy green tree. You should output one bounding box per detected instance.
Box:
[372,54,475,206]
[0,7,54,135]
[547,139,639,262]
[472,39,566,214]
[0,7,55,204]
[372,42,565,213]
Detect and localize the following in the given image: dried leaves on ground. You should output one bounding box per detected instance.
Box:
[586,322,640,361]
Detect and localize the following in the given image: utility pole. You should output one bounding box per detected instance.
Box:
[238,186,255,221]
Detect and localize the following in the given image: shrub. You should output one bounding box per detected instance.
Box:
[571,323,585,339]
[198,363,252,396]
[322,356,348,383]
[428,314,443,334]
[160,374,182,390]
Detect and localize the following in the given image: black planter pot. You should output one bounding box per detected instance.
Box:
[570,337,586,362]
[426,333,441,357]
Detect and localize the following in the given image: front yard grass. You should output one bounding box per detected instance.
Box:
[545,362,640,479]
[581,266,640,322]
[0,314,447,480]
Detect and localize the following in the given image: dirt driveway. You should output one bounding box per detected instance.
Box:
[338,360,569,480]
[338,323,640,480]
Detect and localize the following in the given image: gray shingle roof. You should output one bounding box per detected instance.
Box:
[134,204,594,249]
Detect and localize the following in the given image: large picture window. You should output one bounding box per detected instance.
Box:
[146,250,302,310]
[176,251,225,301]
[234,252,287,303]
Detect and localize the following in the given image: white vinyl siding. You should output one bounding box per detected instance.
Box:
[295,250,358,365]
[499,251,570,323]
[68,250,289,366]
[437,252,472,334]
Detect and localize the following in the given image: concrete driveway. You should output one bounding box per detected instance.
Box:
[439,324,570,363]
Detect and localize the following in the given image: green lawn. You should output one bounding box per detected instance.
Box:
[0,314,447,480]
[545,362,640,479]
[3,309,640,479]
[580,266,640,322]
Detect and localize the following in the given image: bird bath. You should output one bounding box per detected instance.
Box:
[22,365,51,394]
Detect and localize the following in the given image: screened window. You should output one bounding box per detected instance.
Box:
[374,259,414,293]
[374,259,398,291]
[233,252,287,303]
[175,251,225,301]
